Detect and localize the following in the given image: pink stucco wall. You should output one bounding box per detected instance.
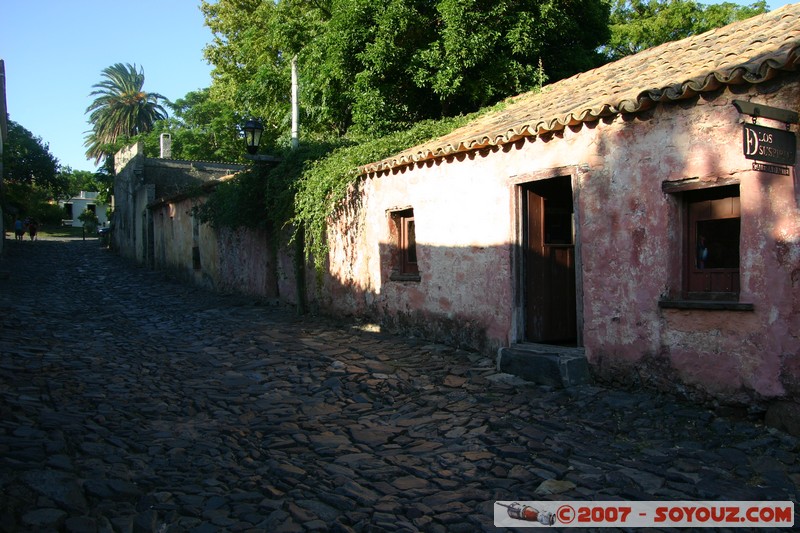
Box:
[321,154,518,353]
[321,76,800,403]
[151,199,288,300]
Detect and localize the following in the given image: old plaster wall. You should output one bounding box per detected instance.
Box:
[578,86,796,402]
[321,77,799,403]
[136,184,156,267]
[113,142,245,266]
[144,159,246,198]
[321,155,517,353]
[216,226,279,299]
[150,194,291,300]
[118,80,797,405]
[152,200,199,285]
[649,79,798,403]
[113,143,146,262]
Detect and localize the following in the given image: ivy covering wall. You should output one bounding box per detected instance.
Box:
[194,107,500,273]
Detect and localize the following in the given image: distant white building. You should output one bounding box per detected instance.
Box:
[60,191,110,227]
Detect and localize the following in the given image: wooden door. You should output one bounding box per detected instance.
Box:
[525,178,577,344]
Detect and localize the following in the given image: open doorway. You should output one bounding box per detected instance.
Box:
[522,176,577,345]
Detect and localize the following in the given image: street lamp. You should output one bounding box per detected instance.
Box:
[243,119,263,155]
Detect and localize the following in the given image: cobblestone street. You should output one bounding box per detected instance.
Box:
[0,235,797,532]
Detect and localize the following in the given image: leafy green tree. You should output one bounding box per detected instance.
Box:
[135,89,247,163]
[699,0,766,29]
[84,63,168,164]
[59,167,114,204]
[78,208,100,233]
[3,120,61,190]
[410,0,608,117]
[1,119,67,222]
[168,89,244,161]
[201,0,610,140]
[2,118,67,200]
[304,0,440,135]
[202,0,299,148]
[605,0,767,60]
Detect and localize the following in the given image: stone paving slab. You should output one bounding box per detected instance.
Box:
[0,235,798,532]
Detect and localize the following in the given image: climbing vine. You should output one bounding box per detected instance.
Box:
[194,103,506,274]
[292,110,499,272]
[192,142,337,231]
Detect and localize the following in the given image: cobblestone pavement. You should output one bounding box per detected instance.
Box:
[0,235,797,532]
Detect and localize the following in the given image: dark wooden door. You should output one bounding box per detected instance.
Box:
[525,178,577,344]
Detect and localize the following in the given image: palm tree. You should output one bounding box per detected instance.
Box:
[84,63,168,163]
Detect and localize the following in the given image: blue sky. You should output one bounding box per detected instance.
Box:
[0,1,795,173]
[1,1,213,172]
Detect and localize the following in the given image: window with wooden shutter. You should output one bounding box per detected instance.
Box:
[685,185,740,300]
[389,208,420,281]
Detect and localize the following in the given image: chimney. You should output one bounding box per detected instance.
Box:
[160,133,172,158]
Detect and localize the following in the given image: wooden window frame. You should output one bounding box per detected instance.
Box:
[683,186,740,301]
[659,181,753,311]
[389,208,420,282]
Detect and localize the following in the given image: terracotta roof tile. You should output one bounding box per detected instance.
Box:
[361,4,800,174]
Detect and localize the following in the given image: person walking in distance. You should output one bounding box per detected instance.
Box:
[14,217,24,240]
[27,218,38,241]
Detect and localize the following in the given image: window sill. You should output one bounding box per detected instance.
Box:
[658,299,754,311]
[389,272,421,282]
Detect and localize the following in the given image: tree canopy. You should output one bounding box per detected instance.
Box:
[201,0,611,142]
[2,118,69,221]
[2,119,63,196]
[606,0,768,59]
[135,88,247,163]
[195,0,772,266]
[84,63,168,164]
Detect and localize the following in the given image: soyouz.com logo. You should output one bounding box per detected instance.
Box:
[494,501,794,528]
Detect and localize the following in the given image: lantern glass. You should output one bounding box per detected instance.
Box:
[243,119,263,155]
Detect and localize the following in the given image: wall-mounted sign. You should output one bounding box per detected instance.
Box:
[743,123,796,166]
[752,162,791,176]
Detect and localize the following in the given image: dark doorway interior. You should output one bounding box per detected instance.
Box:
[523,176,577,345]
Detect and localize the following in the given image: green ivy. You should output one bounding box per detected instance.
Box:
[293,108,500,272]
[194,104,504,274]
[191,168,268,230]
[191,140,342,230]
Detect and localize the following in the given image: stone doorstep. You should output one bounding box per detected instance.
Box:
[496,343,591,388]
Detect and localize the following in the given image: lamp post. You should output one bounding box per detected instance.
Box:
[243,118,263,155]
[242,119,279,163]
[241,68,304,313]
[244,54,299,153]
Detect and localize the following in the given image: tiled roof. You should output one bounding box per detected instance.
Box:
[361,3,800,175]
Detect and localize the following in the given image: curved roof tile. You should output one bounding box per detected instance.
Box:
[361,4,800,175]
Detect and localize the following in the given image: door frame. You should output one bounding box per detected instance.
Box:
[509,166,585,347]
